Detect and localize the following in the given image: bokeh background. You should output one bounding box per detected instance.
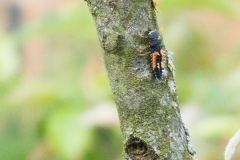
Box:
[0,0,240,159]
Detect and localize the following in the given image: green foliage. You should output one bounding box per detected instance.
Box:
[160,0,239,17]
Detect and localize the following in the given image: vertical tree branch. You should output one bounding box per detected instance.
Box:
[85,0,196,159]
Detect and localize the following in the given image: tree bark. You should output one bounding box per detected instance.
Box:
[85,0,196,159]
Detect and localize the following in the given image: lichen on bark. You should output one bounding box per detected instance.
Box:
[85,0,196,159]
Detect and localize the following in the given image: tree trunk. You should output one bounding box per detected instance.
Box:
[85,0,196,159]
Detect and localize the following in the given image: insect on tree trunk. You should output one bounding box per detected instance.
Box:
[85,0,197,159]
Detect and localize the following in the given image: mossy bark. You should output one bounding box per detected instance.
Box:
[85,0,196,159]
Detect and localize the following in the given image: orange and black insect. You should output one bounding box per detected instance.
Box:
[140,31,164,80]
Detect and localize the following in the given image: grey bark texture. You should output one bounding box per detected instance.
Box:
[85,0,196,159]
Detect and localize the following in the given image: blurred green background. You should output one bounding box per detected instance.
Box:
[0,0,240,159]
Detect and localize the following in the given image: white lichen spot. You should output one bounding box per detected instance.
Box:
[125,127,133,136]
[162,68,168,77]
[166,50,175,76]
[158,128,163,136]
[122,152,129,159]
[169,131,185,160]
[170,141,175,149]
[156,78,161,83]
[168,80,177,93]
[164,153,168,157]
[134,114,141,119]
[157,109,164,115]
[141,68,151,79]
[147,133,154,140]
[125,89,143,109]
[93,6,97,11]
[160,93,170,106]
[153,146,161,155]
[166,125,171,132]
[133,66,151,80]
[179,144,185,152]
[188,143,196,155]
[136,129,143,133]
[172,101,178,109]
[132,67,138,71]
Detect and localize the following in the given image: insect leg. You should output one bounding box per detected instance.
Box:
[160,49,165,69]
[140,46,149,50]
[139,45,150,56]
[152,0,161,13]
[139,34,148,38]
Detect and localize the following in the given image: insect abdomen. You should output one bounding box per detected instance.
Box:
[151,51,162,80]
